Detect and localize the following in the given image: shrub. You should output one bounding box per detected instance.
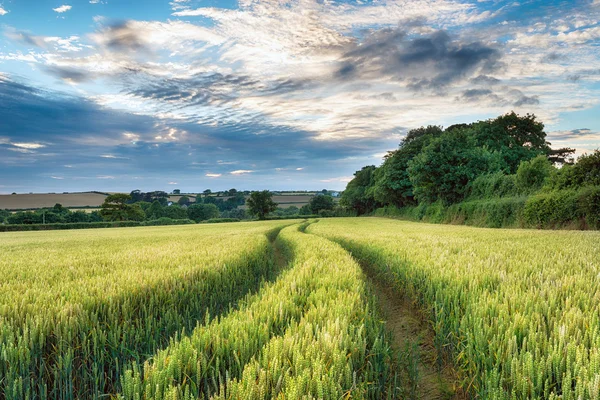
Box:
[515,155,554,193]
[470,172,518,199]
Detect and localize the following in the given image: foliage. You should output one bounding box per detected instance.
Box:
[220,208,248,220]
[309,217,600,399]
[408,129,503,204]
[546,150,600,190]
[309,194,335,213]
[246,190,278,220]
[101,193,146,221]
[469,171,518,199]
[515,154,554,193]
[340,165,379,215]
[177,195,191,206]
[372,125,443,207]
[129,190,169,205]
[187,203,220,222]
[0,209,9,223]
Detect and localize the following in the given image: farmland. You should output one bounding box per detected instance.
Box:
[0,192,317,211]
[2,218,600,399]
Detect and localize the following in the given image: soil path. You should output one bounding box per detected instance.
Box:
[365,267,467,400]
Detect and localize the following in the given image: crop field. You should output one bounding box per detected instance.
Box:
[0,192,108,210]
[2,218,599,399]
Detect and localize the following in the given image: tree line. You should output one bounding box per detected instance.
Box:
[341,112,600,229]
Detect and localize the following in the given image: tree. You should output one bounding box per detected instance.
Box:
[100,193,145,221]
[309,195,335,214]
[146,200,165,220]
[299,204,312,215]
[246,191,278,220]
[340,166,379,215]
[163,205,188,219]
[177,196,191,206]
[203,189,212,197]
[187,203,219,222]
[408,130,503,204]
[372,125,443,207]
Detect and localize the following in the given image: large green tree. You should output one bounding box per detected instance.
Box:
[246,191,278,220]
[100,194,145,221]
[408,130,503,204]
[372,126,443,207]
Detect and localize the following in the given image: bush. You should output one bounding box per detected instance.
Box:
[523,189,581,228]
[470,172,518,199]
[577,186,600,229]
[204,218,241,223]
[0,221,142,232]
[515,155,554,193]
[141,218,195,226]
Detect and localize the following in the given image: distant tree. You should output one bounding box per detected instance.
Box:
[221,208,247,220]
[163,204,188,220]
[129,190,144,203]
[309,195,335,214]
[172,189,181,195]
[284,206,299,215]
[299,204,312,215]
[100,193,145,221]
[177,196,191,206]
[246,191,278,220]
[0,209,10,224]
[227,188,238,196]
[146,200,165,220]
[321,189,328,194]
[187,203,219,222]
[65,211,91,223]
[203,189,212,197]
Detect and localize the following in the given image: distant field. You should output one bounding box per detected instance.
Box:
[0,192,108,210]
[1,193,327,210]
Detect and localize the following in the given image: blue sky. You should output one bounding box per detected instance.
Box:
[1,0,599,193]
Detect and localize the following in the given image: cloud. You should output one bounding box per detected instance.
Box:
[168,181,178,185]
[337,29,503,91]
[0,7,8,16]
[12,143,46,149]
[205,173,222,178]
[230,170,254,175]
[53,5,72,13]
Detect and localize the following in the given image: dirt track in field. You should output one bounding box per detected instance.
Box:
[365,269,467,400]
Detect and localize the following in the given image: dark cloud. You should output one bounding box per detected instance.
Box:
[470,75,501,86]
[99,21,150,53]
[5,30,47,48]
[44,66,93,83]
[511,89,540,106]
[125,72,312,107]
[548,128,597,141]
[336,29,503,91]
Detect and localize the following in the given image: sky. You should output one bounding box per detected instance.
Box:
[0,0,599,193]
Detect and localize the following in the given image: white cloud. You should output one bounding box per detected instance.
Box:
[50,176,64,180]
[97,175,115,179]
[0,6,8,15]
[296,167,304,171]
[53,5,72,13]
[168,181,178,185]
[12,142,46,149]
[205,173,222,177]
[230,170,254,175]
[320,176,353,183]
